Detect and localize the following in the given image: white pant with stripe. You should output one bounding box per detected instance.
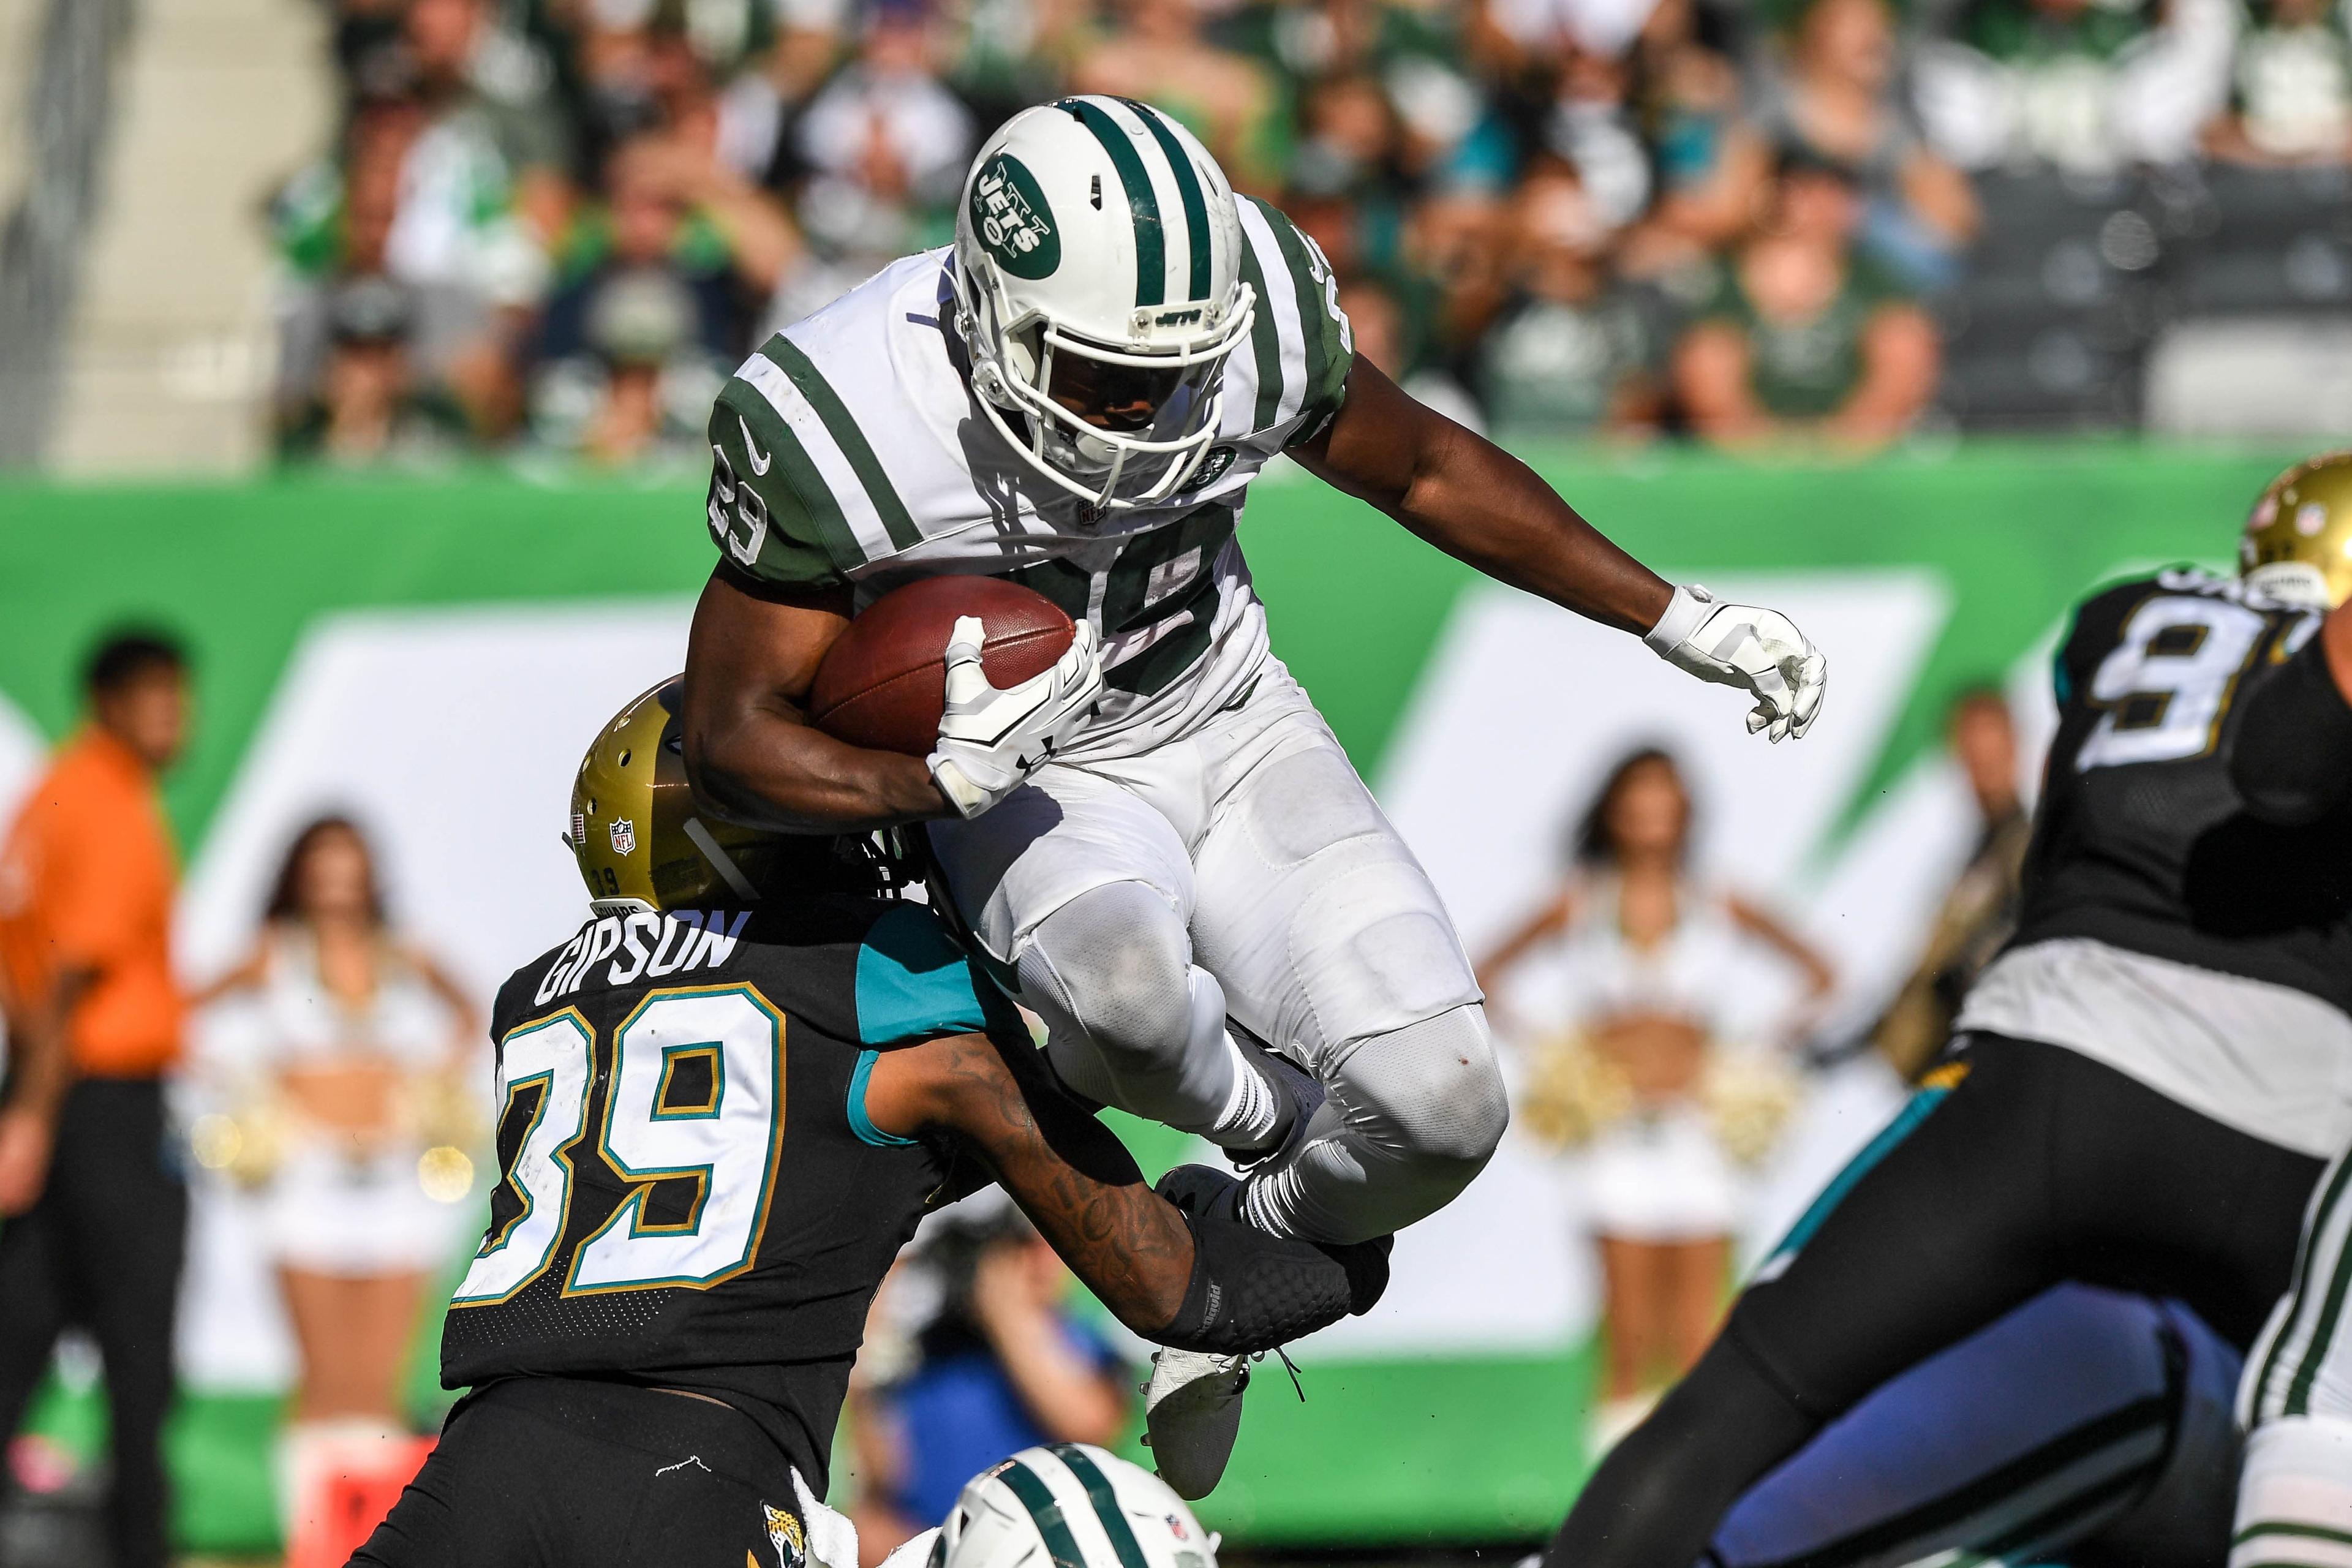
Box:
[2236,1142,2352,1568]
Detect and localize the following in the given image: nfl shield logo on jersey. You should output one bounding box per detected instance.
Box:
[608,818,636,856]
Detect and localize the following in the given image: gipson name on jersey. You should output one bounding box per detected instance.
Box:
[533,910,755,1004]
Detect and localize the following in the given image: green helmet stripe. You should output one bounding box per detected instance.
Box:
[1060,98,1166,306]
[1235,227,1282,427]
[760,336,922,552]
[1047,1447,1152,1568]
[1117,100,1211,303]
[998,1460,1092,1568]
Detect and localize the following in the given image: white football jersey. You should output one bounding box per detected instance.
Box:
[701,197,1354,764]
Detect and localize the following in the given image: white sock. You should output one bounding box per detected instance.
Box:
[2234,1415,2352,1568]
[1209,1031,1283,1150]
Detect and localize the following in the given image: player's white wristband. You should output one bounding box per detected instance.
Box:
[1644,583,1716,658]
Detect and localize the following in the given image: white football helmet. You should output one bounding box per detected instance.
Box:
[927,1445,1215,1568]
[951,97,1256,511]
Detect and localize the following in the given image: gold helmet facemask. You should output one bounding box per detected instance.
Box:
[567,678,894,916]
[2242,451,2352,610]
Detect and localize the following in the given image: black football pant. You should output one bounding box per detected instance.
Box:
[353,1378,815,1567]
[0,1078,187,1568]
[1543,1033,2326,1568]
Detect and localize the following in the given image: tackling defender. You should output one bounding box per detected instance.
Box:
[2223,461,2352,1568]
[350,681,1386,1568]
[1543,451,2352,1568]
[678,96,1826,1492]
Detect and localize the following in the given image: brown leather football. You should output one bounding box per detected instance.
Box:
[809,577,1076,756]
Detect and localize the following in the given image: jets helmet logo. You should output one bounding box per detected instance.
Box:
[608,817,636,856]
[971,154,1060,280]
[763,1502,806,1568]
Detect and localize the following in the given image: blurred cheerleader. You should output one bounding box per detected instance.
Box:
[193,816,481,1526]
[1478,748,1833,1451]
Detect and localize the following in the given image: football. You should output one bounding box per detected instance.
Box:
[809,576,1076,756]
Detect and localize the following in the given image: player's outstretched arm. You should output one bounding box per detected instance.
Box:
[681,568,956,832]
[1292,352,1673,634]
[1293,355,1828,741]
[2233,598,2352,824]
[862,1031,1389,1353]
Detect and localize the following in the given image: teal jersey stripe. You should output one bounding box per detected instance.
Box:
[999,1460,1091,1568]
[761,336,922,552]
[1061,98,1165,306]
[718,380,864,576]
[1048,1447,1151,1568]
[855,903,992,1044]
[1762,1082,1953,1270]
[846,1049,918,1148]
[1118,100,1210,301]
[1236,232,1282,428]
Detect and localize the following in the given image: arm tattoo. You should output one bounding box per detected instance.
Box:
[924,1033,1193,1333]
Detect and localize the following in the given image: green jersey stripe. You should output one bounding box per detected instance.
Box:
[1061,98,1166,306]
[1235,224,1283,427]
[719,380,864,576]
[2288,1175,2352,1414]
[1118,100,1211,302]
[2255,1148,2352,1417]
[761,336,922,552]
[1257,203,1333,410]
[998,1460,1091,1568]
[1047,1447,1151,1568]
[2236,1523,2352,1550]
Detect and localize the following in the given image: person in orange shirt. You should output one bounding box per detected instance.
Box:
[0,630,193,1568]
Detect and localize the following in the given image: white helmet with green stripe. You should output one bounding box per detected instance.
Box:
[951,97,1257,511]
[929,1444,1215,1568]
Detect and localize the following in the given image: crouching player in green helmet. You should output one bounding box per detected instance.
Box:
[348,679,1389,1568]
[875,1443,1215,1568]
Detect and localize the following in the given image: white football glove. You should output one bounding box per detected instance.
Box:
[927,615,1104,818]
[1645,583,1828,743]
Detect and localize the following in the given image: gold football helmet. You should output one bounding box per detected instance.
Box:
[567,678,805,916]
[2242,451,2352,609]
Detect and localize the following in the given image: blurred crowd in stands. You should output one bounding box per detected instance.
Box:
[269,0,2352,464]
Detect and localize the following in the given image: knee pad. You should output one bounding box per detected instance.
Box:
[1014,881,1196,1066]
[1336,1004,1510,1169]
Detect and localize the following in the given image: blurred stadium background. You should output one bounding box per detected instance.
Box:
[0,0,2346,1559]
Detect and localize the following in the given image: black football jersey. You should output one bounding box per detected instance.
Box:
[441,894,1014,1486]
[2011,568,2352,1012]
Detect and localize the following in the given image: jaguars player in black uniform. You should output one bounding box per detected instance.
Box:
[1542,453,2352,1568]
[352,680,1388,1568]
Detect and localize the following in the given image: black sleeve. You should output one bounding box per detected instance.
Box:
[2233,633,2352,825]
[1151,1165,1390,1354]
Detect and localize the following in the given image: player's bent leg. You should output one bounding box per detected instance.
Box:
[1710,1288,2241,1568]
[1243,1004,1509,1243]
[929,769,1284,1147]
[2234,1145,2352,1568]
[1016,883,1259,1140]
[1187,680,1497,1243]
[1544,1038,2068,1568]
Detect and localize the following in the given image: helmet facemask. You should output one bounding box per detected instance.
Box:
[954,258,1254,511]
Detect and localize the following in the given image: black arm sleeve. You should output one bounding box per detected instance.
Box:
[2233,636,2352,826]
[1149,1165,1391,1354]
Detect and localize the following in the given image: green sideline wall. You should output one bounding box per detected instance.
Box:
[0,442,2307,1555]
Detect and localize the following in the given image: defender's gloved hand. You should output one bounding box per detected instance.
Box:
[1646,584,1828,743]
[928,616,1103,818]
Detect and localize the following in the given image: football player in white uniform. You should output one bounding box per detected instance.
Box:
[679,97,1827,1494]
